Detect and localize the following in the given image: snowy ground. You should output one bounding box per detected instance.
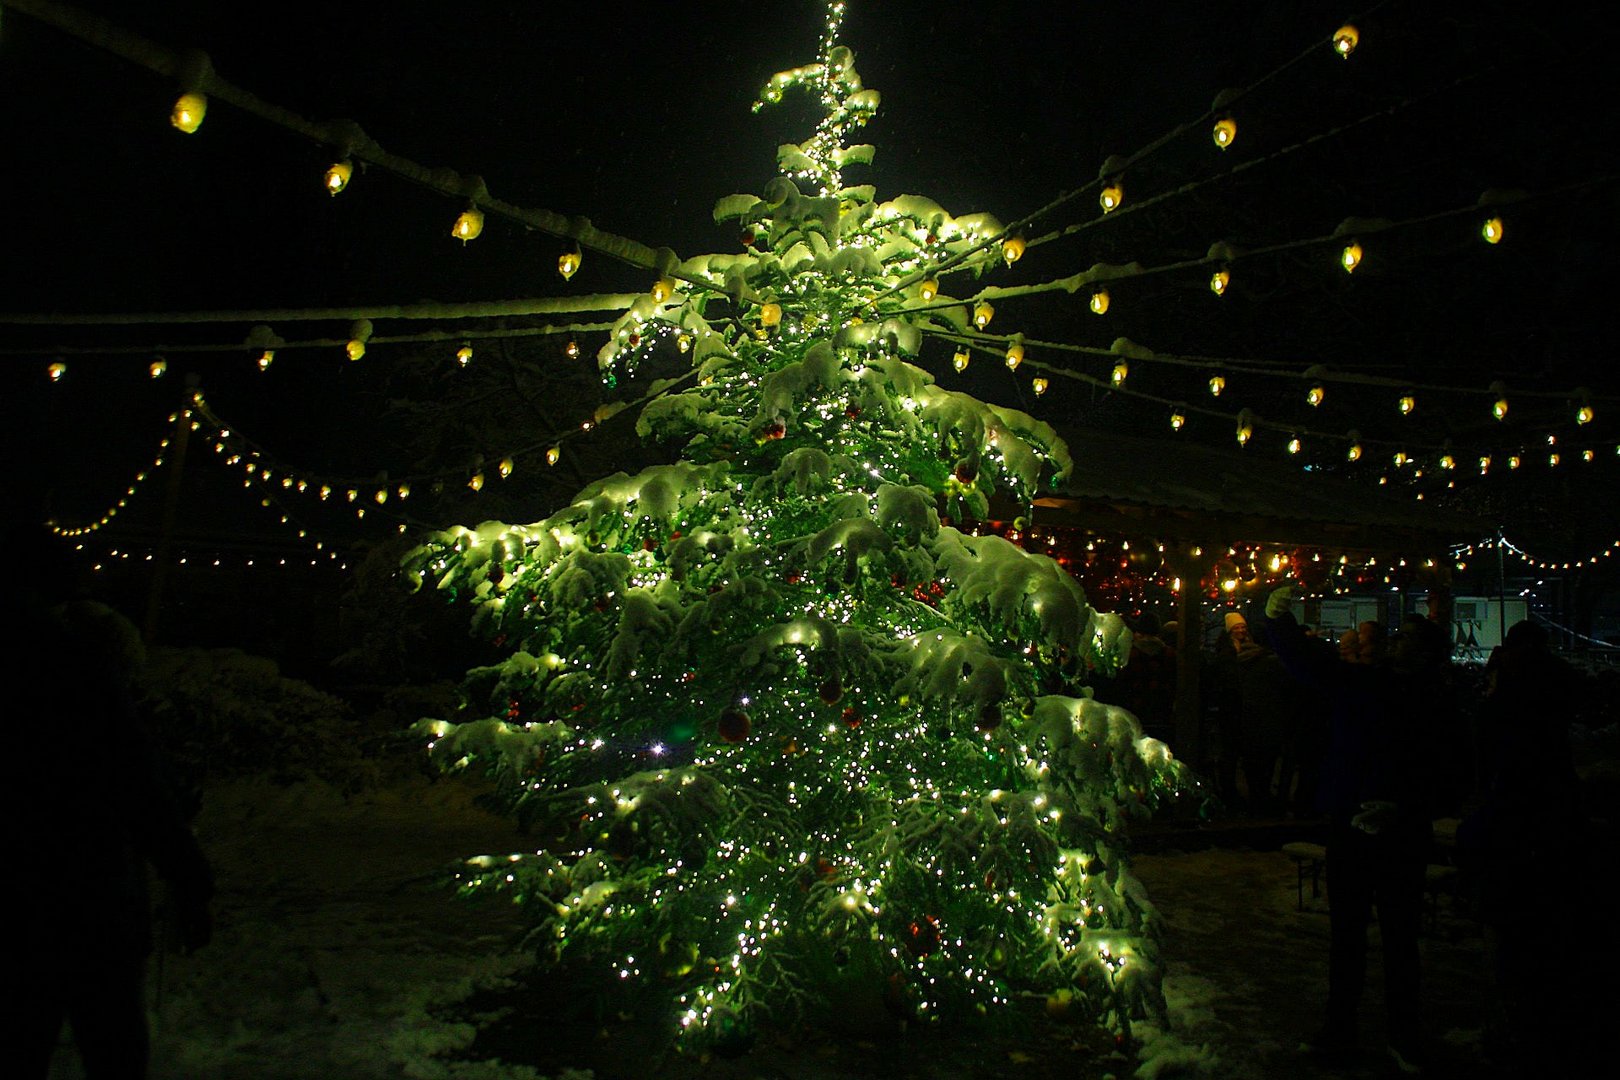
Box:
[42,774,1546,1079]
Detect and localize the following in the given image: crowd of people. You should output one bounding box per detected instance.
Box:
[1092,590,1609,1074]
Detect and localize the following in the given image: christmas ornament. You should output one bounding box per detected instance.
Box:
[717,708,752,743]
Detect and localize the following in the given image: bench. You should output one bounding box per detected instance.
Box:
[1282,841,1328,911]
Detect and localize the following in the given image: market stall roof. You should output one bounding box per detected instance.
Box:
[1033,426,1491,553]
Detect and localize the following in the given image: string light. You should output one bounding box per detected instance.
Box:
[149,357,167,379]
[1001,235,1026,264]
[1111,360,1128,386]
[1031,376,1048,395]
[457,344,474,366]
[324,159,353,195]
[1209,269,1230,296]
[48,361,67,381]
[1212,117,1237,149]
[1089,290,1110,314]
[1287,435,1302,455]
[1208,374,1225,397]
[1340,241,1362,273]
[1005,343,1024,371]
[170,91,207,133]
[1169,408,1186,431]
[546,447,561,466]
[1397,393,1416,415]
[918,277,938,301]
[559,246,582,280]
[1333,24,1359,57]
[346,319,373,361]
[1099,179,1124,213]
[1346,430,1363,461]
[1482,216,1503,244]
[952,349,970,372]
[257,349,275,371]
[973,302,995,329]
[650,277,676,303]
[1235,409,1254,446]
[452,206,484,242]
[1490,381,1509,420]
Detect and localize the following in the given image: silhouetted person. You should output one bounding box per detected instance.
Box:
[1209,611,1257,809]
[1459,619,1595,1069]
[1098,612,1177,745]
[1263,593,1443,1074]
[3,526,212,1078]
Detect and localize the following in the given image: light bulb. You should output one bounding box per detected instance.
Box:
[1111,360,1128,386]
[760,302,783,327]
[1090,289,1110,314]
[1032,376,1049,395]
[456,345,473,366]
[1287,436,1302,455]
[559,247,582,279]
[1493,396,1508,420]
[1394,451,1408,467]
[171,92,207,133]
[1212,117,1237,149]
[499,457,514,478]
[1208,374,1226,397]
[546,447,561,466]
[1440,454,1455,470]
[452,207,484,242]
[47,361,66,381]
[325,160,353,195]
[1341,241,1362,273]
[1099,181,1124,213]
[1482,216,1503,244]
[257,350,275,371]
[1333,24,1359,57]
[651,277,675,303]
[468,472,485,492]
[1347,442,1363,462]
[1210,269,1230,295]
[973,302,994,328]
[1170,410,1186,431]
[952,349,970,372]
[565,339,581,359]
[1002,235,1026,264]
[1005,344,1024,371]
[1307,385,1325,407]
[149,359,167,379]
[919,277,938,301]
[346,339,366,361]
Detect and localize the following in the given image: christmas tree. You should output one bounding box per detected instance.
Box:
[405,2,1187,1054]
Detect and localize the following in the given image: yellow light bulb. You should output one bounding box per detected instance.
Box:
[1482,216,1503,244]
[1341,241,1363,273]
[1577,404,1594,424]
[1549,452,1561,467]
[1236,423,1252,446]
[973,302,995,328]
[498,457,514,479]
[1212,117,1237,149]
[1210,269,1230,295]
[1099,181,1124,213]
[468,472,485,492]
[565,339,581,359]
[325,160,353,195]
[1479,456,1491,473]
[1208,374,1226,397]
[558,247,582,279]
[1333,24,1359,57]
[952,349,970,372]
[919,277,938,301]
[1394,451,1408,466]
[257,350,275,371]
[1287,437,1302,455]
[1170,410,1185,431]
[1111,360,1128,386]
[1398,395,1415,415]
[1032,376,1049,395]
[452,207,484,242]
[546,446,561,466]
[650,277,675,303]
[1005,344,1024,370]
[149,359,167,379]
[47,361,67,381]
[1089,290,1110,315]
[760,302,783,327]
[456,345,473,366]
[374,489,388,505]
[1347,442,1363,462]
[1493,397,1508,420]
[1002,235,1026,264]
[1583,449,1594,462]
[319,485,332,500]
[1440,454,1455,470]
[397,483,411,499]
[171,92,207,133]
[1307,385,1325,407]
[346,339,366,361]
[677,333,692,353]
[1510,455,1521,470]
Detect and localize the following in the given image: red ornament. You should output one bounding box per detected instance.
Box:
[906,915,941,957]
[628,332,642,347]
[818,676,843,705]
[717,707,752,743]
[953,459,978,484]
[842,706,861,728]
[845,404,861,419]
[760,421,786,441]
[740,228,756,247]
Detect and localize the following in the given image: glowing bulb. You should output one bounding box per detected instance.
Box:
[325,160,353,195]
[1111,360,1128,386]
[149,358,167,379]
[1549,452,1561,467]
[346,339,366,361]
[919,277,938,301]
[1440,454,1456,470]
[1341,241,1363,273]
[1287,436,1302,455]
[498,457,514,479]
[1333,24,1359,57]
[257,350,275,371]
[1002,235,1026,264]
[1482,216,1503,244]
[1577,403,1595,424]
[973,302,995,328]
[1394,451,1408,466]
[677,333,692,353]
[1089,289,1110,315]
[952,349,970,372]
[1170,410,1186,431]
[1479,456,1492,473]
[558,247,582,279]
[468,472,485,492]
[1398,394,1415,415]
[546,446,561,466]
[760,302,783,327]
[47,361,66,381]
[1347,441,1363,462]
[565,339,581,359]
[373,489,388,505]
[1236,419,1253,446]
[1208,374,1226,397]
[1509,455,1521,470]
[1032,376,1049,396]
[1493,396,1508,420]
[1005,343,1024,370]
[1210,269,1230,296]
[1099,181,1124,213]
[170,92,207,133]
[650,277,676,303]
[456,345,473,366]
[1307,384,1325,407]
[452,207,484,242]
[1212,117,1237,149]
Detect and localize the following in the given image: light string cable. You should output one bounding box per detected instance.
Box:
[47,403,185,536]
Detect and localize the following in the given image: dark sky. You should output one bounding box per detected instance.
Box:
[2,0,1616,556]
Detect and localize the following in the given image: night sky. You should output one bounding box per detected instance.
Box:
[2,0,1616,565]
